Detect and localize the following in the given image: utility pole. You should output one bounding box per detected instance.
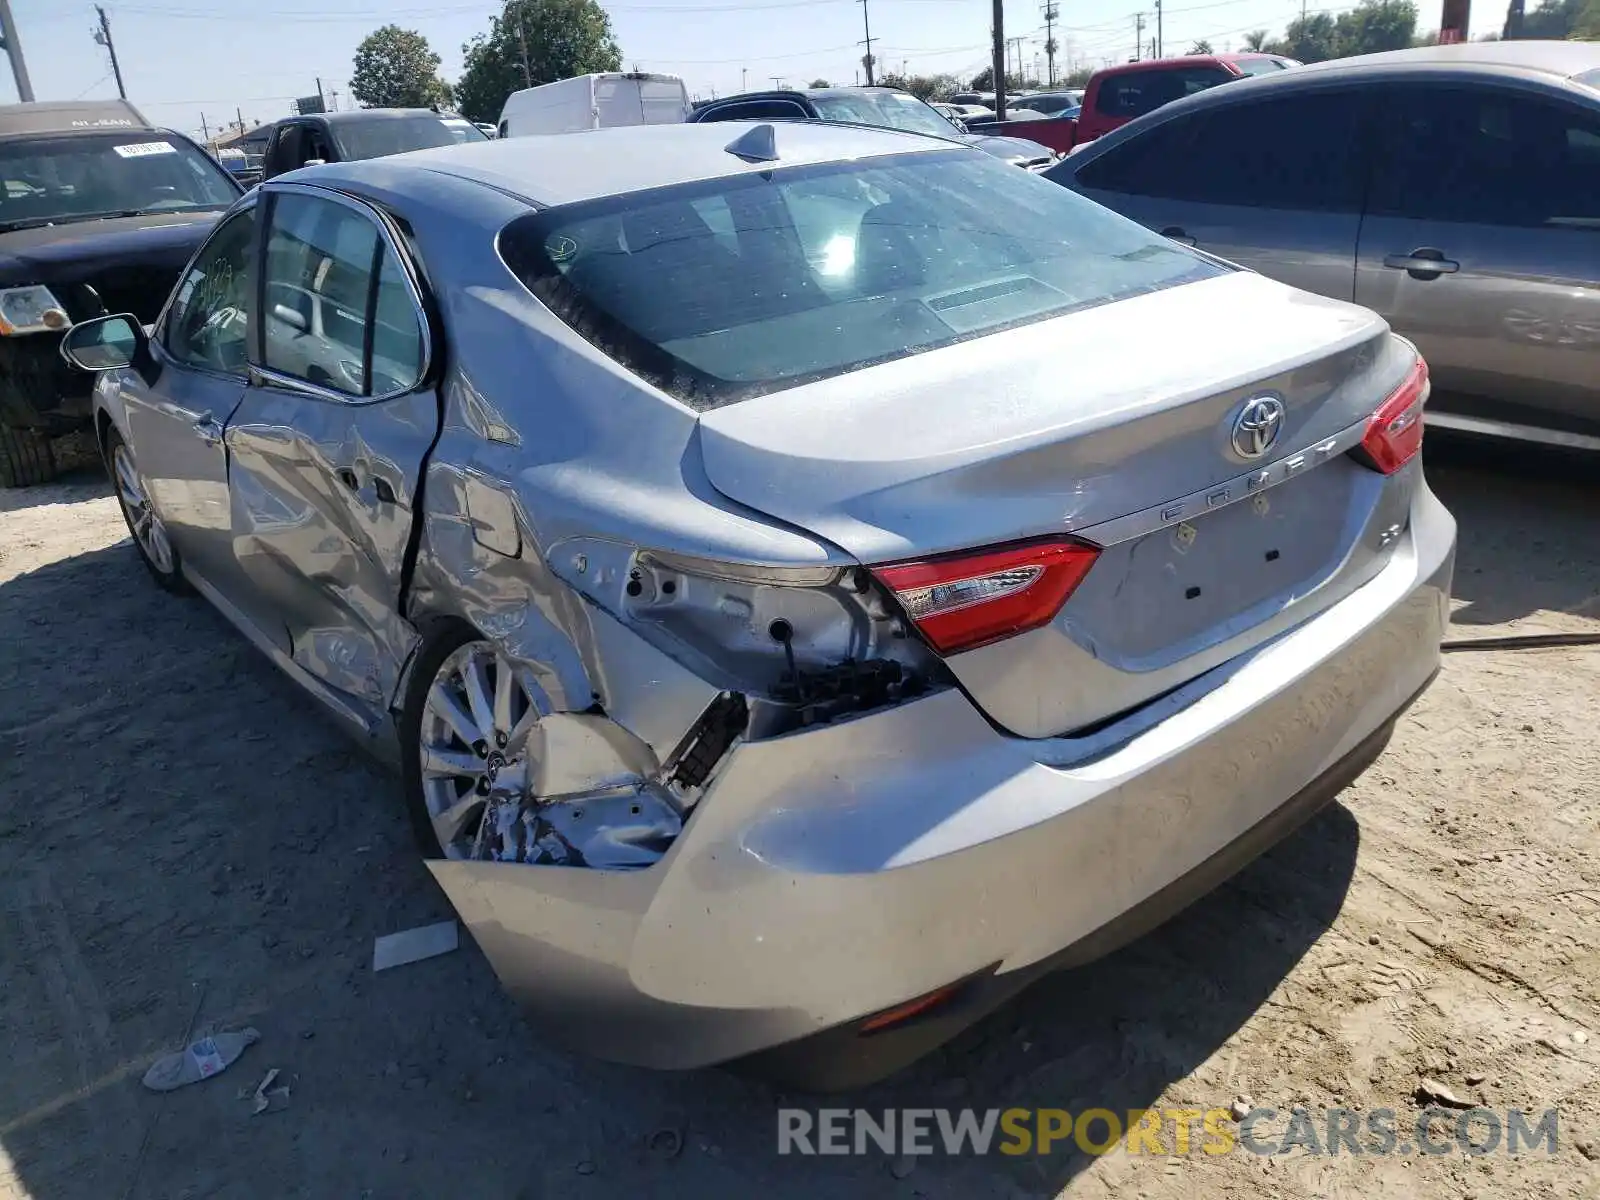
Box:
[200,113,209,141]
[0,0,32,101]
[316,76,325,110]
[1007,36,1025,86]
[93,6,126,100]
[1042,0,1058,86]
[858,0,875,86]
[1155,0,1163,57]
[770,75,785,88]
[329,88,339,111]
[741,67,747,92]
[236,105,244,135]
[516,17,532,87]
[990,0,1006,119]
[1134,12,1145,59]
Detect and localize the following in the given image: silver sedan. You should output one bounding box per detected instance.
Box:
[61,120,1456,1087]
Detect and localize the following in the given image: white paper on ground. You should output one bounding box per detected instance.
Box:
[373,920,459,971]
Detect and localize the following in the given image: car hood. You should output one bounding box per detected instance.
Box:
[0,211,224,321]
[955,131,1056,163]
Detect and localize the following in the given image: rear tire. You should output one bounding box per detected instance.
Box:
[0,424,56,488]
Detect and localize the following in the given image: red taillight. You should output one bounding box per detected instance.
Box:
[872,537,1100,656]
[1360,357,1429,474]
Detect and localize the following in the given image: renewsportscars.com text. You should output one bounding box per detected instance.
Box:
[777,1106,1560,1158]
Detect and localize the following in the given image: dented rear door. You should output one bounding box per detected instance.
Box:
[223,185,440,713]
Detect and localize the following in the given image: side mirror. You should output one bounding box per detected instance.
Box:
[59,314,144,372]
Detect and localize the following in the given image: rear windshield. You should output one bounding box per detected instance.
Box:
[1233,56,1300,75]
[0,132,238,231]
[330,115,465,160]
[809,92,962,139]
[501,149,1222,410]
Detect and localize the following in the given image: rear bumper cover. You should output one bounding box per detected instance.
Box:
[430,480,1456,1070]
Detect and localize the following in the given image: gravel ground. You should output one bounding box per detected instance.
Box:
[1,439,1596,1200]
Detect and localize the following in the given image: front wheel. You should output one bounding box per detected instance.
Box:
[0,424,56,487]
[105,427,187,593]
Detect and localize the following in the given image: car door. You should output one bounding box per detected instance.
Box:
[223,183,439,713]
[1354,82,1600,437]
[119,201,287,637]
[1069,86,1367,301]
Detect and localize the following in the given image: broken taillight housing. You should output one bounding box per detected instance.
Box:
[872,537,1100,656]
[1359,357,1429,474]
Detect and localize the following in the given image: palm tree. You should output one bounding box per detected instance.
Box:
[1242,29,1269,48]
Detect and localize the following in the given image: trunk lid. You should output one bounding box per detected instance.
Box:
[696,270,1416,737]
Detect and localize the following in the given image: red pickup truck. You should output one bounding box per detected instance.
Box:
[975,53,1298,154]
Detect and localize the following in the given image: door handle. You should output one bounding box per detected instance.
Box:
[1383,249,1459,280]
[1160,226,1197,246]
[192,412,224,446]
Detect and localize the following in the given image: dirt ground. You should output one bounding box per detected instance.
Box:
[1,439,1597,1200]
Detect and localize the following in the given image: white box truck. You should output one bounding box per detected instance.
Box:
[497,73,691,138]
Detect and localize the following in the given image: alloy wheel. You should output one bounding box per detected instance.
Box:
[418,640,544,858]
[112,444,175,575]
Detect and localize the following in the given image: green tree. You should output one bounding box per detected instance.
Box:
[351,26,452,109]
[1332,0,1418,54]
[1188,38,1215,54]
[1266,12,1338,60]
[809,78,831,88]
[1242,29,1269,48]
[454,0,622,124]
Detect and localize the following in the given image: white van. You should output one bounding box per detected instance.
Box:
[497,72,690,138]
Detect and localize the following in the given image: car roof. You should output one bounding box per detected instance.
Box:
[1096,52,1276,78]
[0,98,153,138]
[311,119,952,208]
[1289,40,1600,80]
[298,108,465,124]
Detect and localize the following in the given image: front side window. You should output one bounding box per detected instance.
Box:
[1080,92,1362,211]
[502,149,1222,410]
[809,92,960,138]
[1367,86,1600,228]
[0,132,238,232]
[164,206,256,374]
[261,192,424,398]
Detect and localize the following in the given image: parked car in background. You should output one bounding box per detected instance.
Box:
[259,108,488,180]
[497,72,690,137]
[690,86,1058,169]
[62,119,1452,1087]
[0,98,241,485]
[976,55,1299,157]
[215,146,263,188]
[1048,41,1600,453]
[474,122,498,139]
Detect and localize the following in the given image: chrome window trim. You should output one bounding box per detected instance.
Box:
[253,178,435,407]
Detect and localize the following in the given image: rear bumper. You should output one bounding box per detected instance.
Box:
[430,480,1456,1072]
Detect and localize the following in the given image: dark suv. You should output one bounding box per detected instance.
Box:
[0,99,242,486]
[260,108,487,180]
[688,86,1059,170]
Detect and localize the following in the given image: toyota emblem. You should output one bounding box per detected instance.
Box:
[1231,395,1286,460]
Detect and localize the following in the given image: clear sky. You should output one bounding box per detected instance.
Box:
[5,0,1500,138]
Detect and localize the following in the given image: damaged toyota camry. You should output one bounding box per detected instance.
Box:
[61,120,1456,1088]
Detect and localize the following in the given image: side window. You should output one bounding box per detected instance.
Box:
[1369,86,1600,227]
[1170,92,1362,210]
[1074,113,1204,194]
[1077,93,1361,212]
[699,100,809,122]
[164,206,256,375]
[261,192,425,399]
